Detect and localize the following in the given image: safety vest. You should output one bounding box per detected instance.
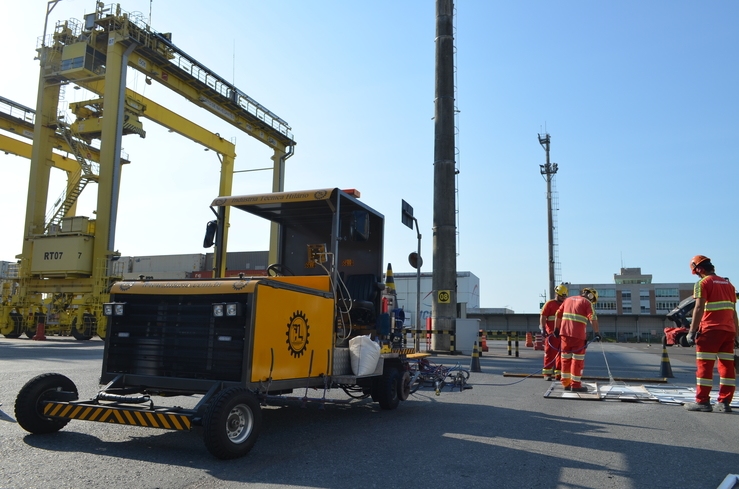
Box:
[694,275,737,333]
[540,299,562,333]
[556,296,596,340]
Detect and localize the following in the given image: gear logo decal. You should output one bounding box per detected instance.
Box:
[119,282,133,291]
[314,190,327,199]
[286,310,310,358]
[232,281,247,290]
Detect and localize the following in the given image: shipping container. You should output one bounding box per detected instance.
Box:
[204,251,268,272]
[189,269,268,279]
[129,254,205,273]
[122,271,190,280]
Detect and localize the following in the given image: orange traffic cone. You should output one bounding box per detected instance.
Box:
[526,332,534,348]
[478,330,488,353]
[32,320,46,341]
[534,332,544,351]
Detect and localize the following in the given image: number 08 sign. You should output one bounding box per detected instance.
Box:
[437,290,451,304]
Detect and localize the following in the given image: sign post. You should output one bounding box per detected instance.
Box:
[402,200,422,351]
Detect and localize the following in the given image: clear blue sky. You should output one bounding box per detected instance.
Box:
[1,1,737,313]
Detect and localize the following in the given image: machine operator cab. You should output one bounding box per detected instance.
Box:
[206,187,386,341]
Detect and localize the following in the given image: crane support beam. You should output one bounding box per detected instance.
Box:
[0,134,79,173]
[75,80,236,157]
[0,96,129,165]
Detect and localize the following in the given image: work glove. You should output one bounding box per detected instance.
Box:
[539,326,546,336]
[553,328,560,338]
[593,333,601,342]
[686,331,696,346]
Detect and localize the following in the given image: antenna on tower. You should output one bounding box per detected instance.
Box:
[539,131,560,300]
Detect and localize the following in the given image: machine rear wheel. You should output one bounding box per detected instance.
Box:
[373,367,400,410]
[15,373,78,434]
[203,387,262,459]
[398,371,411,401]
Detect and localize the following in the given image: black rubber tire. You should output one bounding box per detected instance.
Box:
[408,371,423,394]
[398,371,411,401]
[266,263,295,277]
[15,373,78,434]
[373,367,400,410]
[2,311,23,338]
[203,387,262,460]
[70,315,93,341]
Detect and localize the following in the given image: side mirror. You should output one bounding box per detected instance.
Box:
[203,220,218,248]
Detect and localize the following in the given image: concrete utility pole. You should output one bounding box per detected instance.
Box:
[538,133,558,300]
[432,0,457,351]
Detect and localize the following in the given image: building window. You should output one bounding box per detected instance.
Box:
[655,288,679,298]
[595,301,616,311]
[622,306,632,313]
[622,291,632,299]
[639,289,650,299]
[656,301,679,310]
[597,289,616,298]
[641,305,650,313]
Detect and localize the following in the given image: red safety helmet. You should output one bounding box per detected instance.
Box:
[690,255,710,275]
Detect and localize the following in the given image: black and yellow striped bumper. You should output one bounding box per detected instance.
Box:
[42,401,192,431]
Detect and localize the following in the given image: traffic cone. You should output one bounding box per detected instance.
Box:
[526,332,534,348]
[660,336,674,378]
[32,320,46,341]
[534,332,544,351]
[478,330,488,353]
[470,340,482,373]
[385,263,396,294]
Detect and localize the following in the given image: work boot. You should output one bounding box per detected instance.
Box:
[563,386,571,391]
[543,375,553,381]
[570,386,588,393]
[684,402,713,412]
[714,402,732,413]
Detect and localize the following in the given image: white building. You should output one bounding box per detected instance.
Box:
[391,271,480,328]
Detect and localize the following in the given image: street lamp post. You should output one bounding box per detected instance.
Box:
[402,200,423,351]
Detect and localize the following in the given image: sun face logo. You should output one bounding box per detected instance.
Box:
[118,282,133,291]
[286,310,310,358]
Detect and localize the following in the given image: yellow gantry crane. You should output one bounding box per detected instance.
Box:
[0,2,295,340]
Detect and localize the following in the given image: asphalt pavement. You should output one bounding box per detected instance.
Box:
[0,336,737,489]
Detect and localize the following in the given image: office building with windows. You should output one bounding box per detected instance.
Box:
[568,267,693,316]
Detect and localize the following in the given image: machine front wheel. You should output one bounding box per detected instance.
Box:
[15,373,78,434]
[203,387,262,460]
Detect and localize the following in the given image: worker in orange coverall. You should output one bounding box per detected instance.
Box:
[553,287,601,392]
[684,255,738,413]
[539,284,568,381]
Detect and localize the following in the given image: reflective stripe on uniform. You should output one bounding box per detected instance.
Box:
[717,352,735,361]
[562,312,588,324]
[547,315,556,321]
[696,377,713,386]
[696,351,718,361]
[705,301,735,312]
[719,377,736,387]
